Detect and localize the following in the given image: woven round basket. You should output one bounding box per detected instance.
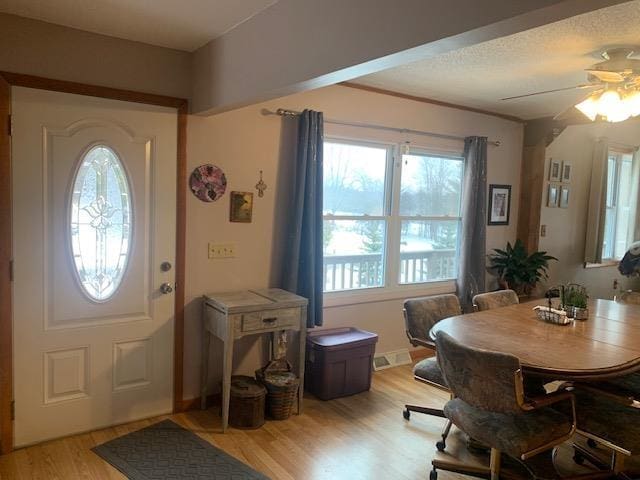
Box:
[256,360,299,420]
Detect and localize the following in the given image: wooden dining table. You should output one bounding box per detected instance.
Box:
[429,298,640,381]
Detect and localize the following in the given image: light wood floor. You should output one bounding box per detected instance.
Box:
[0,364,456,479]
[0,363,611,480]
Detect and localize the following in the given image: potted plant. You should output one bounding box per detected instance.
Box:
[562,284,589,320]
[487,239,557,296]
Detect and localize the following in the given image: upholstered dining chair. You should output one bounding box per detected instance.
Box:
[561,383,640,475]
[472,289,519,311]
[433,331,580,480]
[402,294,461,451]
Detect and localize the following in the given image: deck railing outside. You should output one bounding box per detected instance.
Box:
[323,249,456,291]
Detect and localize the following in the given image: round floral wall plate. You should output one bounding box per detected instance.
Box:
[190,164,227,202]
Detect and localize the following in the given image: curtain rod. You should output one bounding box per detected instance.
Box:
[262,108,501,147]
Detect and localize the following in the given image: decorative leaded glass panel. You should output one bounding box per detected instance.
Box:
[70,145,132,301]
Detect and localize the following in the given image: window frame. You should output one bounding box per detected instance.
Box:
[394,147,464,286]
[322,134,464,302]
[602,148,634,261]
[322,138,394,293]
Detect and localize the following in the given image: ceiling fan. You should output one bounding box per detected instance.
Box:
[501,48,640,122]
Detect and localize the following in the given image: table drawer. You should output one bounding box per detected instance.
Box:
[241,308,299,332]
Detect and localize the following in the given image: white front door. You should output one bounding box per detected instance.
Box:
[12,87,177,447]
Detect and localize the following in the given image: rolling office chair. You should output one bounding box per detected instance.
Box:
[402,294,462,451]
[433,331,607,480]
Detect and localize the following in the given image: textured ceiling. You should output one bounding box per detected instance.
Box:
[353,1,640,120]
[0,0,278,51]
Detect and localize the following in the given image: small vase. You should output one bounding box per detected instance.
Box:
[564,306,588,320]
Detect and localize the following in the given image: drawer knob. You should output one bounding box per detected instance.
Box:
[263,317,278,323]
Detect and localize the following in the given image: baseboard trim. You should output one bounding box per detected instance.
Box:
[176,393,221,412]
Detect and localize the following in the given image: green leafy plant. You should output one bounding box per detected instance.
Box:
[563,284,588,309]
[488,239,557,295]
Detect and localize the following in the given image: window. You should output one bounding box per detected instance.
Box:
[602,149,634,261]
[70,145,132,301]
[323,139,463,293]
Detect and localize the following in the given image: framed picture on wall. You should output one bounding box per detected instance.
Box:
[488,184,511,225]
[561,162,572,183]
[229,191,254,223]
[560,185,570,208]
[548,184,559,208]
[549,158,562,182]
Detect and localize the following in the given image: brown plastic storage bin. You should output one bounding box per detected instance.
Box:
[229,375,266,429]
[305,327,378,400]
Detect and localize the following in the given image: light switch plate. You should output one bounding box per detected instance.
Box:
[208,243,236,259]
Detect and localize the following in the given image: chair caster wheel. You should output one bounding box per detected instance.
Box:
[573,452,585,465]
[403,409,410,420]
[430,469,438,480]
[587,439,598,449]
[436,441,446,452]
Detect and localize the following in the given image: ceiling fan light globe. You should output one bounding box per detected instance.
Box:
[605,109,631,123]
[625,90,640,117]
[575,96,599,121]
[597,89,622,115]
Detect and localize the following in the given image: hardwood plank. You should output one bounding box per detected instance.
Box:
[0,365,465,480]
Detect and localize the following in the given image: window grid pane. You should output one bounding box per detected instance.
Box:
[399,219,459,284]
[323,219,386,292]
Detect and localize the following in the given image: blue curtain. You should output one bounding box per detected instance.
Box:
[281,110,324,327]
[456,136,487,312]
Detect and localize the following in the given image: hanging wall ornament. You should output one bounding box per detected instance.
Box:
[255,170,267,198]
[189,164,227,202]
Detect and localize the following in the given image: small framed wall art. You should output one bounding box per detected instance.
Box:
[548,184,559,208]
[560,185,570,208]
[561,162,572,183]
[549,158,562,182]
[488,184,511,225]
[230,191,254,223]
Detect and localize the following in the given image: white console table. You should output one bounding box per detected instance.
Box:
[201,288,308,431]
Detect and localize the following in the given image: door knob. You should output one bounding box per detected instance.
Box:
[160,282,174,294]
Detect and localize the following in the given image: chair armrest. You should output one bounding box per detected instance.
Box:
[521,390,574,411]
[408,337,436,349]
[572,382,640,409]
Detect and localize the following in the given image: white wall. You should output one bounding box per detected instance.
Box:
[185,84,524,399]
[539,120,640,299]
[0,13,191,99]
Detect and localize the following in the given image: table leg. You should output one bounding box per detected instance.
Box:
[200,327,210,410]
[221,335,233,432]
[297,307,307,415]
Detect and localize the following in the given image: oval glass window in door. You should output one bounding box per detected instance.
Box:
[70,145,132,301]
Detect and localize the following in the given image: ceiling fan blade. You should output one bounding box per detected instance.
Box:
[586,69,626,83]
[501,84,598,101]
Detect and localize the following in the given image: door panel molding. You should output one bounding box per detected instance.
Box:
[0,71,188,454]
[43,124,154,330]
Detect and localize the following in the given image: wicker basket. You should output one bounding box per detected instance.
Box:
[256,359,299,420]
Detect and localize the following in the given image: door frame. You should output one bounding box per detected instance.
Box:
[0,71,189,454]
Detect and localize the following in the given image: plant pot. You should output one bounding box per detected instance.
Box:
[564,306,588,320]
